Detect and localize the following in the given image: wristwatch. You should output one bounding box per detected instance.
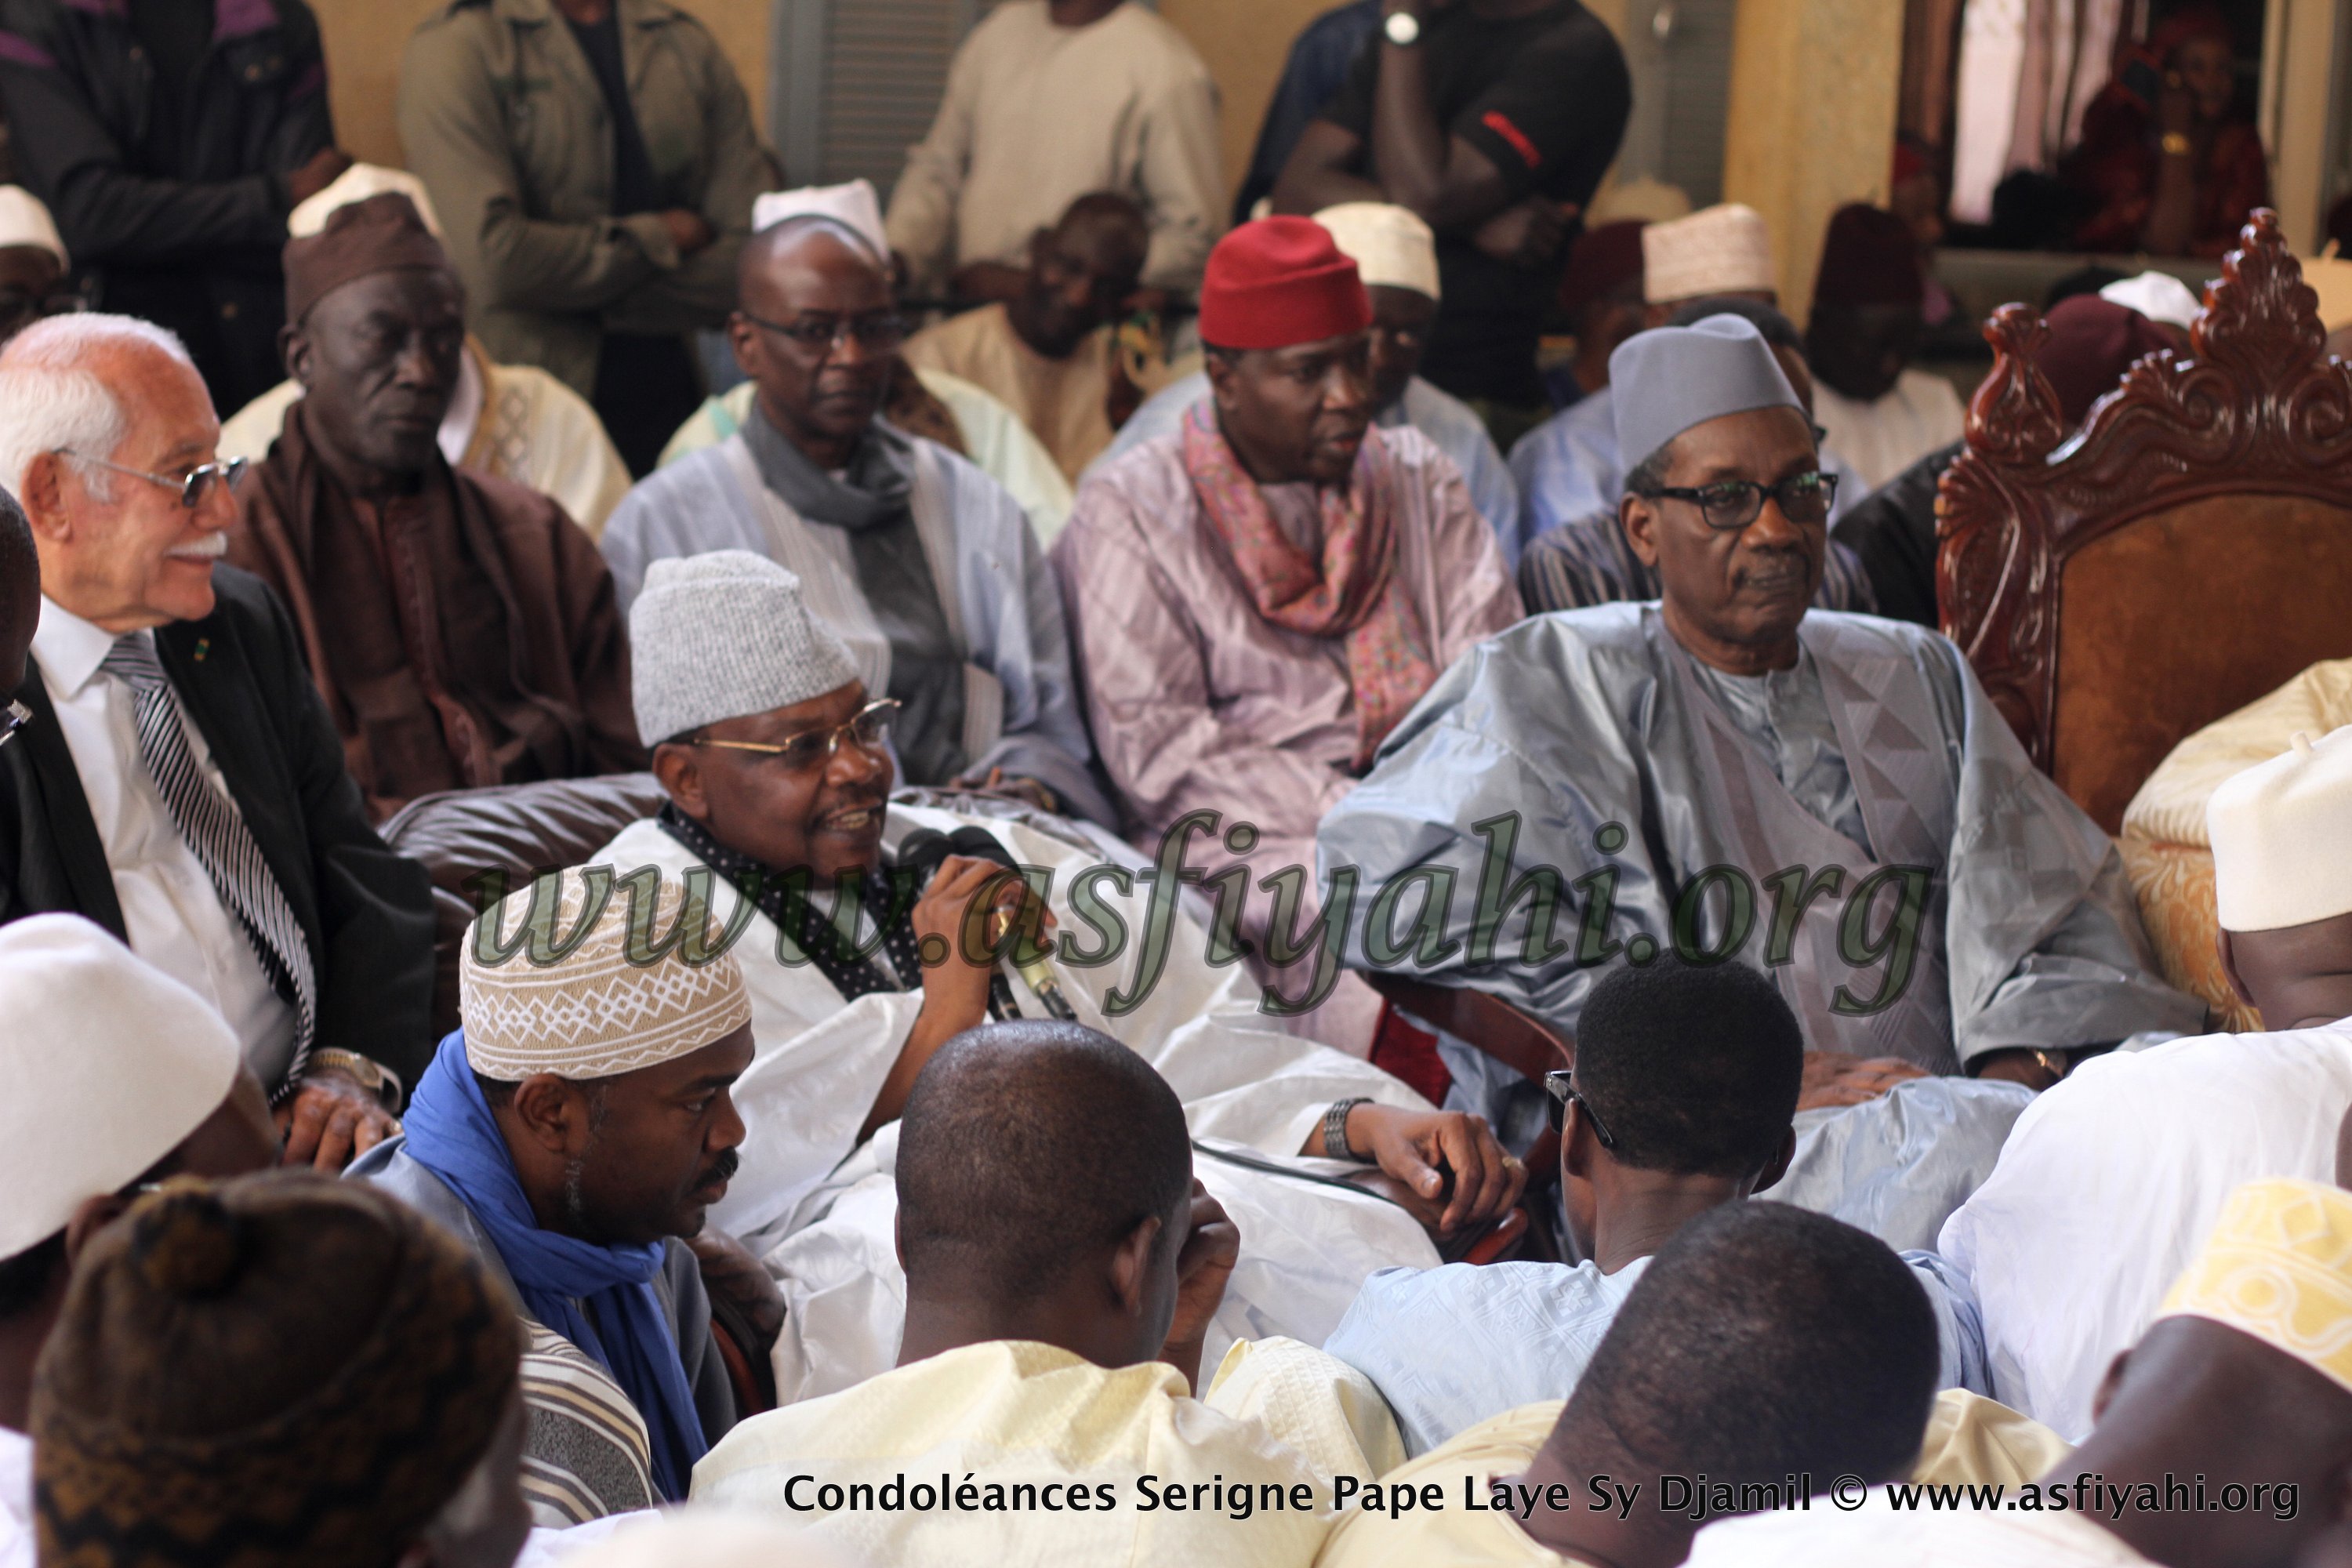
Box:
[309,1048,405,1112]
[1323,1098,1373,1160]
[1383,9,1421,46]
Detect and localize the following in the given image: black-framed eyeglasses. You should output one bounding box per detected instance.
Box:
[691,699,898,773]
[1544,1069,1617,1149]
[60,450,248,510]
[1634,470,1839,532]
[740,310,909,355]
[0,699,29,750]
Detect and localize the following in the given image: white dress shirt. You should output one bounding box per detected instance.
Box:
[31,597,296,1087]
[0,1426,28,1568]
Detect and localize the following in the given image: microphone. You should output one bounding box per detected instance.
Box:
[946,826,1079,1022]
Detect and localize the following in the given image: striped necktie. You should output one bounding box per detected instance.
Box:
[100,633,316,1098]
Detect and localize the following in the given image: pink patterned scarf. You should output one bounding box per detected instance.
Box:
[1181,401,1439,768]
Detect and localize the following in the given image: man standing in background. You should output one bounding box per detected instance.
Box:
[399,0,772,475]
[1269,0,1628,445]
[884,0,1225,302]
[0,0,351,414]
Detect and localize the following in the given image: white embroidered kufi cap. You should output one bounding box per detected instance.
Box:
[461,866,753,1081]
[1312,201,1440,299]
[1642,202,1775,305]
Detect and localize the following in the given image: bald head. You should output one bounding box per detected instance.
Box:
[897,1021,1191,1303]
[1553,1203,1936,1507]
[728,221,898,468]
[738,216,887,299]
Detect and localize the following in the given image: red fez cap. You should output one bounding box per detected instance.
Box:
[2034,295,2174,426]
[1197,216,1370,351]
[1557,220,1647,319]
[1812,203,1925,311]
[283,192,458,326]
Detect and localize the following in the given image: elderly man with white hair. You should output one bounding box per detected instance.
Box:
[0,312,434,1171]
[1096,201,1523,561]
[586,549,1525,1403]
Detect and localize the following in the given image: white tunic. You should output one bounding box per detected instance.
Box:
[590,801,1441,1402]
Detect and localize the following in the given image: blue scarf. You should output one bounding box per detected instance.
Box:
[402,1033,708,1498]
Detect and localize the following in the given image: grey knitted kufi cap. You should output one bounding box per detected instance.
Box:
[630,550,862,744]
[1610,313,1806,474]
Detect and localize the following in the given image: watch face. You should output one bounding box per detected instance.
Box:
[1384,9,1420,45]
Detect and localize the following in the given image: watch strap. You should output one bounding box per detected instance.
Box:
[1323,1098,1372,1160]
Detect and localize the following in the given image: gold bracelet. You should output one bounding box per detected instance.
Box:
[2161,131,2194,157]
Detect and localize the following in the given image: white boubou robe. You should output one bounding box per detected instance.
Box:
[593,802,1439,1403]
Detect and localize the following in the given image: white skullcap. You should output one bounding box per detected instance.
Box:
[2209,724,2352,931]
[2099,270,2202,331]
[289,163,444,240]
[567,1514,866,1568]
[753,180,887,263]
[1312,202,1439,300]
[461,866,753,1081]
[1643,202,1775,305]
[2303,249,2352,334]
[0,186,66,268]
[630,550,862,744]
[0,915,241,1258]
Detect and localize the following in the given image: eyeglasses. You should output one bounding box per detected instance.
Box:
[61,451,248,510]
[1634,470,1839,532]
[1544,1069,1617,1149]
[741,310,909,355]
[691,699,898,773]
[0,699,28,750]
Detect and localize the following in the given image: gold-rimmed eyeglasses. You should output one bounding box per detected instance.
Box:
[691,699,899,773]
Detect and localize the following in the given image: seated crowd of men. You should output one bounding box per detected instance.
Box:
[5,106,2352,1568]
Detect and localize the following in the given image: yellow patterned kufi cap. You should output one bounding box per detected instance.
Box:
[459,866,751,1081]
[2158,1178,2352,1393]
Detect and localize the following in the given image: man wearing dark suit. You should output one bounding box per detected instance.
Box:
[0,311,434,1170]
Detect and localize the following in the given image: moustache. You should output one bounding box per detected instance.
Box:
[165,532,228,561]
[691,1147,740,1194]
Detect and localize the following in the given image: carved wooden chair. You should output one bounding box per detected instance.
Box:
[1937,213,2352,1022]
[1937,211,2352,837]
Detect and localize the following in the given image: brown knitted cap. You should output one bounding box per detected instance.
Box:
[282,191,459,326]
[31,1171,522,1568]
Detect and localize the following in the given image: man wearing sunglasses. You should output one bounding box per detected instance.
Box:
[0,312,435,1171]
[601,214,1112,827]
[592,550,1525,1402]
[1323,312,2198,1143]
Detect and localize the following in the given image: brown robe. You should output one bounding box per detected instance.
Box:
[230,401,646,822]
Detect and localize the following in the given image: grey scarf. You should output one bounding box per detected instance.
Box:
[744,404,969,782]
